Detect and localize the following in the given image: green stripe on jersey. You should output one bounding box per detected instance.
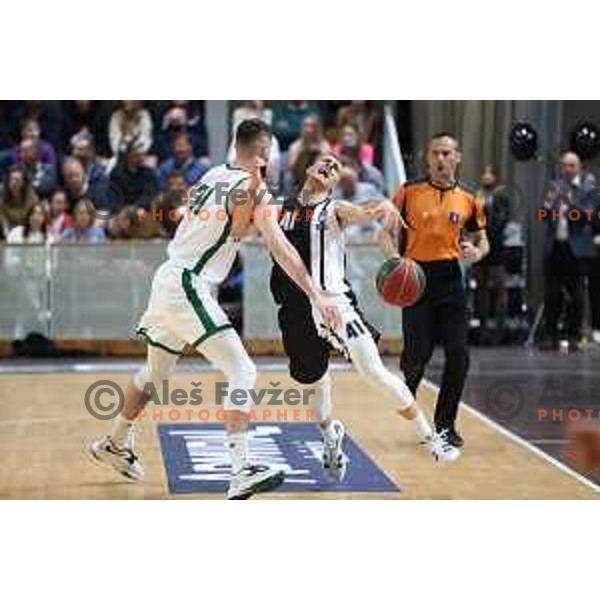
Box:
[191,323,234,348]
[136,328,182,355]
[181,269,218,334]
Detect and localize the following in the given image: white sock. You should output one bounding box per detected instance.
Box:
[110,416,135,449]
[312,374,332,423]
[319,421,336,444]
[227,431,249,475]
[413,407,433,442]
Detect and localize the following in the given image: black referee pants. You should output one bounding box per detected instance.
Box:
[400,260,470,432]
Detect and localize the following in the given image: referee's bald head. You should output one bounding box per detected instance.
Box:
[429,132,460,150]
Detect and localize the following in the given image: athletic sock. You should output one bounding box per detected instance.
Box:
[313,374,332,423]
[413,407,433,442]
[110,416,135,449]
[319,421,336,445]
[227,431,249,475]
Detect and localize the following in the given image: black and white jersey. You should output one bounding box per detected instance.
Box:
[270,195,349,305]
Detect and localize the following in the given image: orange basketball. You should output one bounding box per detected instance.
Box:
[565,422,600,475]
[375,257,426,307]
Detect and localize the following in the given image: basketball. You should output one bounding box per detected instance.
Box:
[565,422,600,475]
[375,257,426,307]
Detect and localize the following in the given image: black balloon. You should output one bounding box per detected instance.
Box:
[510,122,538,161]
[570,123,600,160]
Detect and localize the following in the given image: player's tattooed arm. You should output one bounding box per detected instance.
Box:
[335,199,402,231]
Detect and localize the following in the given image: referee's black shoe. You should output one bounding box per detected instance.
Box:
[443,428,464,448]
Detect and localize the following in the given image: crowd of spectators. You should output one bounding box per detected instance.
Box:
[0,100,385,246]
[3,101,600,349]
[0,101,211,245]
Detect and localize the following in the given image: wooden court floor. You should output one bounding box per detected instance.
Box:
[0,368,597,499]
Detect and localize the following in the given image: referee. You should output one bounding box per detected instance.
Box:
[391,133,489,447]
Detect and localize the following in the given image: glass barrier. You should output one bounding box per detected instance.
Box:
[0,241,401,341]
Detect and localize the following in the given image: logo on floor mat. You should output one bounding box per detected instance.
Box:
[158,423,400,495]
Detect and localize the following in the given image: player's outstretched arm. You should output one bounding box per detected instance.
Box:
[253,195,342,330]
[378,227,401,260]
[335,199,403,231]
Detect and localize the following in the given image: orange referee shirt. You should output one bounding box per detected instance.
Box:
[392,178,487,262]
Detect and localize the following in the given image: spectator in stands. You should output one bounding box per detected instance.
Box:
[333,124,375,165]
[47,189,73,241]
[11,118,57,166]
[158,132,208,190]
[273,101,322,150]
[109,101,153,157]
[12,102,61,154]
[228,101,281,188]
[61,101,110,156]
[565,158,600,345]
[155,101,209,163]
[63,158,108,212]
[473,166,510,345]
[152,171,187,239]
[0,166,39,236]
[71,132,108,193]
[107,205,160,240]
[232,101,273,129]
[338,142,385,193]
[591,190,600,344]
[6,203,53,244]
[286,115,331,192]
[70,132,107,185]
[336,101,380,147]
[0,101,14,152]
[16,139,57,198]
[109,141,159,209]
[540,152,596,351]
[332,166,381,240]
[62,199,107,243]
[332,166,379,204]
[0,103,16,181]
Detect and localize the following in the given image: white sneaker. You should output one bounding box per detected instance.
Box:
[426,430,461,463]
[227,464,285,500]
[592,330,600,345]
[322,420,347,482]
[88,436,144,481]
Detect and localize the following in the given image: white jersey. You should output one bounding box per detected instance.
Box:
[167,164,250,283]
[310,198,348,294]
[273,196,349,301]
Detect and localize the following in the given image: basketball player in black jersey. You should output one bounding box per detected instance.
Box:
[270,154,460,480]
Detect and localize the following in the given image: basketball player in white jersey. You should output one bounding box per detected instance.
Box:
[89,120,342,499]
[270,154,460,479]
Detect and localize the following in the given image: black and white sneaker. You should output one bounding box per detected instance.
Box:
[427,430,461,463]
[88,436,144,481]
[227,464,285,500]
[445,428,464,448]
[322,420,347,482]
